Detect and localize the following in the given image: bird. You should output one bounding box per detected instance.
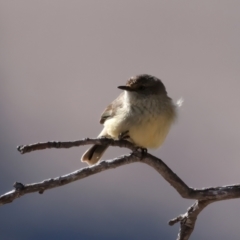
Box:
[81,74,177,165]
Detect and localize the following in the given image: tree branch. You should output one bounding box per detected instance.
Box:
[0,138,238,239]
[1,153,137,205]
[169,200,214,240]
[17,138,136,154]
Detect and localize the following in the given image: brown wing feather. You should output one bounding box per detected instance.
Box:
[100,92,124,124]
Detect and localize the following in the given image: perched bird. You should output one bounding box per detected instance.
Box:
[81,74,177,165]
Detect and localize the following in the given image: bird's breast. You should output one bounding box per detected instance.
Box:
[103,100,176,149]
[128,111,173,148]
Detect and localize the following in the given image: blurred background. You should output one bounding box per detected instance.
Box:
[1,1,240,239]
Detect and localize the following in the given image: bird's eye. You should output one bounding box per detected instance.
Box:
[139,86,145,90]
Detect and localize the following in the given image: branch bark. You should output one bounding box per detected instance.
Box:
[0,138,239,239]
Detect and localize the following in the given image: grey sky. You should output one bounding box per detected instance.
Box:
[1,1,240,239]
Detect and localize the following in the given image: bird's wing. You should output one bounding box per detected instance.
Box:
[100,92,124,124]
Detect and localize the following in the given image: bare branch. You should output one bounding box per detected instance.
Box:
[0,153,137,206]
[0,137,238,239]
[17,138,240,200]
[169,200,214,240]
[17,137,136,154]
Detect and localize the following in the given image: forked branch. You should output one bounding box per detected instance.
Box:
[0,138,239,240]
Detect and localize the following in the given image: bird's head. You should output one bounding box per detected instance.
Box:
[118,74,167,96]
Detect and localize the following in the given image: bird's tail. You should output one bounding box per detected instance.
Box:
[81,144,108,165]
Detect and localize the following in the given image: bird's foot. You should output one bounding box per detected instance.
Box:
[134,146,148,159]
[118,130,130,140]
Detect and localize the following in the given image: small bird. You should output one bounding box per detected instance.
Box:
[81,74,177,165]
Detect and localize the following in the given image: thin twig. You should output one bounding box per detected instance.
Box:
[0,154,137,205]
[17,138,136,154]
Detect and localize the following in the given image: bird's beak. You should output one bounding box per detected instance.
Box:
[118,86,134,91]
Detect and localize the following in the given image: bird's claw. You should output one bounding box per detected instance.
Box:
[118,130,130,140]
[134,147,148,159]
